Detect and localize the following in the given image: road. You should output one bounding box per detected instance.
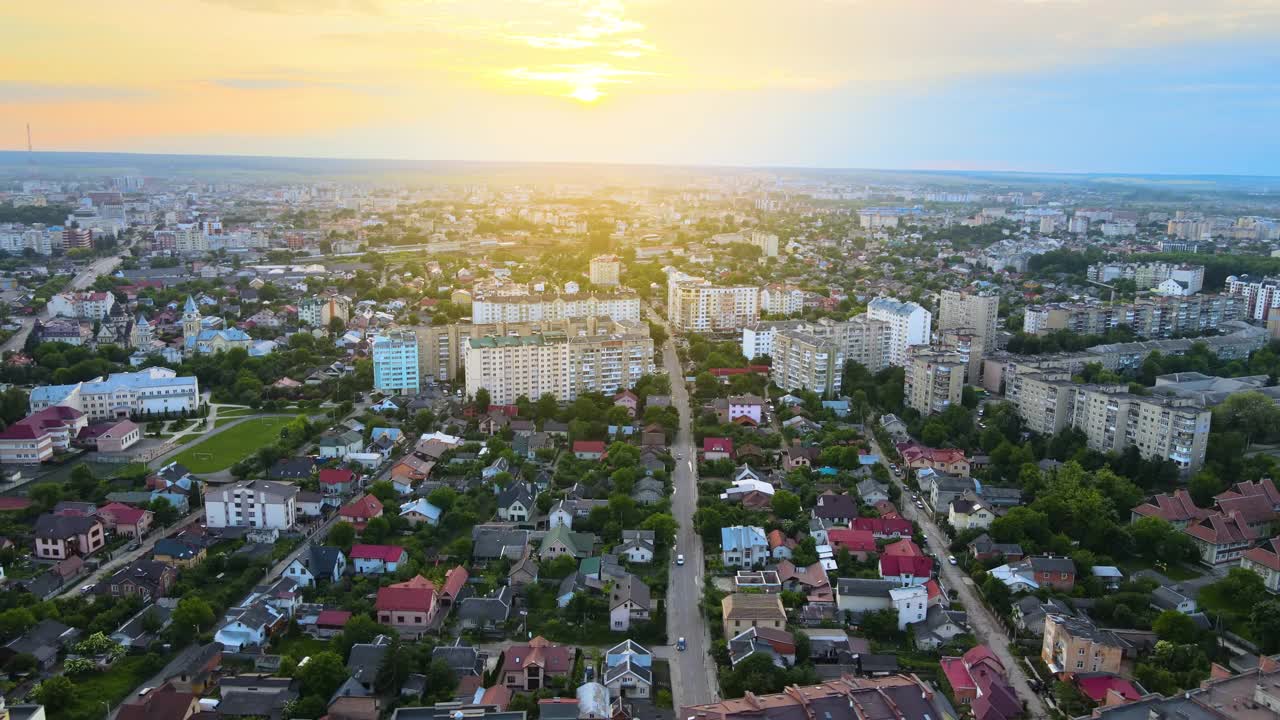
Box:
[866,431,1049,719]
[59,507,205,600]
[2,253,125,353]
[651,311,719,709]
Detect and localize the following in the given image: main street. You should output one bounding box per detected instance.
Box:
[2,253,126,353]
[866,431,1049,719]
[651,310,719,709]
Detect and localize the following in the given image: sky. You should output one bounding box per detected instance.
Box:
[2,0,1279,175]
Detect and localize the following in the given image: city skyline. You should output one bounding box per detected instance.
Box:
[3,0,1279,175]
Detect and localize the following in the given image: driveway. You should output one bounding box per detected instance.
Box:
[867,431,1049,719]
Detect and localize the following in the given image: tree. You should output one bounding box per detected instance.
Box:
[1153,610,1200,645]
[328,521,357,551]
[474,388,490,413]
[422,658,458,704]
[1253,599,1280,653]
[1188,471,1222,507]
[1215,391,1280,447]
[298,651,349,698]
[150,496,179,527]
[172,596,216,632]
[34,676,77,711]
[639,512,677,547]
[540,554,578,580]
[772,490,801,520]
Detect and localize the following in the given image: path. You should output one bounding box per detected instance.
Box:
[650,309,719,709]
[867,430,1048,719]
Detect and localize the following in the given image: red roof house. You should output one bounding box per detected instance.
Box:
[375,575,438,638]
[879,553,934,584]
[853,516,914,538]
[703,437,734,460]
[826,528,877,557]
[572,441,606,460]
[339,494,384,531]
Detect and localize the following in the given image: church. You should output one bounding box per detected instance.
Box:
[182,296,252,355]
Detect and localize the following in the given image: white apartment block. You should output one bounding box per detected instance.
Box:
[589,255,622,286]
[771,330,844,397]
[47,291,116,321]
[867,297,931,368]
[666,270,759,333]
[743,315,888,372]
[709,231,779,257]
[471,292,641,324]
[464,320,655,405]
[205,480,299,530]
[298,295,350,327]
[1089,262,1204,295]
[759,286,806,316]
[28,367,200,420]
[905,350,966,415]
[372,331,421,395]
[1226,274,1280,322]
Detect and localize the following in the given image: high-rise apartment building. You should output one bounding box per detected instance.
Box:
[1088,262,1204,294]
[1008,369,1211,472]
[938,289,999,384]
[867,297,931,368]
[667,271,759,333]
[589,255,622,286]
[372,331,421,395]
[464,319,655,405]
[1024,295,1240,338]
[770,330,844,397]
[298,295,351,328]
[1226,274,1280,322]
[471,291,641,324]
[742,315,888,372]
[904,350,966,415]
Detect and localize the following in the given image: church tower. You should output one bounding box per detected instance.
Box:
[132,314,153,348]
[182,296,202,347]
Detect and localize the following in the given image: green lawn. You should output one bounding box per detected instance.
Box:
[270,634,330,660]
[56,654,171,720]
[170,415,300,472]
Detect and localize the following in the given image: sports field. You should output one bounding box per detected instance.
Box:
[170,415,299,473]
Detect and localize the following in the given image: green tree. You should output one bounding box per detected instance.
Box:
[298,651,349,698]
[33,676,77,712]
[1253,599,1280,653]
[639,513,677,547]
[1153,610,1200,645]
[1215,391,1280,447]
[328,521,357,550]
[172,596,216,632]
[474,387,490,413]
[772,490,801,521]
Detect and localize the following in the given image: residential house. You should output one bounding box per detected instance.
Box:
[968,534,1025,563]
[721,593,786,639]
[914,606,969,650]
[432,642,487,678]
[214,601,284,651]
[319,468,358,502]
[703,437,734,461]
[851,516,914,539]
[270,457,316,481]
[573,441,606,460]
[376,575,438,639]
[97,559,176,602]
[766,530,793,560]
[610,575,652,631]
[835,578,927,630]
[856,479,889,505]
[457,586,512,631]
[497,483,536,523]
[948,492,995,530]
[826,528,877,559]
[776,560,833,601]
[728,627,797,668]
[603,640,652,699]
[1184,511,1256,565]
[320,430,365,460]
[614,390,639,417]
[500,637,574,691]
[813,491,858,525]
[33,513,105,559]
[1150,585,1198,614]
[339,494,385,531]
[539,526,594,560]
[1243,537,1280,592]
[782,445,818,470]
[618,530,655,564]
[1013,596,1074,636]
[1,619,80,670]
[296,490,324,518]
[96,502,153,539]
[1129,489,1210,529]
[940,646,1021,720]
[897,443,971,477]
[283,545,346,587]
[350,544,408,574]
[400,498,443,526]
[1041,614,1125,677]
[679,675,950,720]
[721,526,769,568]
[392,456,435,485]
[205,480,299,530]
[152,538,206,568]
[632,476,665,505]
[879,547,933,588]
[115,683,199,720]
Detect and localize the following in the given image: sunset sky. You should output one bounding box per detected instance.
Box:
[2,0,1279,174]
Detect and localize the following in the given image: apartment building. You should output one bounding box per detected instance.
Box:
[1025,295,1241,338]
[298,295,350,327]
[1007,368,1076,436]
[904,350,966,415]
[1023,303,1132,336]
[1226,274,1280,321]
[464,320,655,405]
[938,290,998,384]
[47,291,117,321]
[205,480,299,530]
[372,331,421,395]
[471,291,641,324]
[758,285,807,316]
[867,297,931,367]
[770,330,844,397]
[589,255,621,286]
[0,406,87,464]
[1088,262,1205,294]
[29,367,200,421]
[667,270,759,333]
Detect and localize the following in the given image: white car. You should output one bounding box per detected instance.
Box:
[948,555,958,565]
[676,554,685,566]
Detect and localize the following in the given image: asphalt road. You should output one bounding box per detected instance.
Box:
[866,431,1049,719]
[651,312,719,709]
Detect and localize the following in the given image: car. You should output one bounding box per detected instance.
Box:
[80,584,94,593]
[677,637,687,651]
[675,453,683,460]
[676,554,685,566]
[890,464,899,473]
[948,555,958,565]
[915,501,924,509]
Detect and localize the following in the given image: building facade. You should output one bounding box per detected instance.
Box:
[938,290,998,384]
[589,255,621,286]
[904,350,966,415]
[471,292,641,324]
[867,297,931,367]
[372,331,421,395]
[770,330,844,397]
[205,480,299,530]
[667,271,759,333]
[29,368,200,420]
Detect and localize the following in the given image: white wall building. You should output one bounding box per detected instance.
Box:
[471,292,641,324]
[589,255,622,286]
[372,331,421,395]
[29,367,200,420]
[867,297,931,367]
[205,480,299,530]
[666,270,759,333]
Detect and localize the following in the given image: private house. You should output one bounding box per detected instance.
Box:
[897,443,971,477]
[609,575,652,631]
[940,646,1020,720]
[500,637,574,691]
[851,516,914,539]
[948,492,995,531]
[339,494,384,531]
[614,390,639,417]
[539,526,594,560]
[1184,511,1256,565]
[497,483,536,523]
[115,682,200,720]
[1041,614,1125,677]
[767,529,793,560]
[392,455,435,485]
[826,528,877,559]
[721,525,769,568]
[728,627,797,668]
[835,578,927,630]
[96,559,176,602]
[400,498,443,526]
[1013,596,1075,636]
[296,490,324,518]
[1129,489,1210,529]
[284,545,347,587]
[456,586,512,631]
[703,437,734,461]
[376,575,438,639]
[319,468,358,501]
[270,457,316,481]
[548,500,574,529]
[33,513,105,559]
[989,556,1077,593]
[782,445,818,470]
[813,492,859,525]
[350,544,408,574]
[572,441,606,460]
[1150,585,1197,614]
[721,593,786,639]
[723,395,765,425]
[776,560,833,601]
[78,418,142,453]
[969,534,1024,563]
[152,538,206,568]
[96,502,153,539]
[439,566,470,612]
[319,430,365,460]
[879,551,933,587]
[214,601,284,651]
[1,619,79,670]
[1243,537,1280,592]
[856,479,890,505]
[914,606,970,651]
[604,640,652,699]
[618,530,655,564]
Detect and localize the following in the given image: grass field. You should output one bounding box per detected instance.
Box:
[170,415,299,473]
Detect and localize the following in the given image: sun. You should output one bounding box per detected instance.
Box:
[570,85,603,103]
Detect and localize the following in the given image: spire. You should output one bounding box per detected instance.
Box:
[136,314,149,327]
[183,296,198,314]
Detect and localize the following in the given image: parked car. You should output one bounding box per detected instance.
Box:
[677,554,685,566]
[677,637,687,651]
[948,556,958,565]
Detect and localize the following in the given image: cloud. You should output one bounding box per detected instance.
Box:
[0,82,153,102]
